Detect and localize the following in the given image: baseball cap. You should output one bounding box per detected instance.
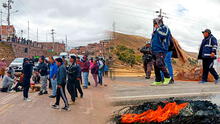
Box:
[202,29,211,34]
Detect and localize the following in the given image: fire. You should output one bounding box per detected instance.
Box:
[121,102,188,123]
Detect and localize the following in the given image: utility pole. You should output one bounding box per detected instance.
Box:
[20,30,23,38]
[36,28,38,42]
[3,0,14,41]
[65,35,68,52]
[112,21,116,40]
[155,9,168,19]
[0,10,2,41]
[51,29,55,52]
[46,32,48,42]
[27,21,29,40]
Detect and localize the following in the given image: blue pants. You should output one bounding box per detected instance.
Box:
[161,51,174,79]
[98,70,103,85]
[51,78,57,96]
[83,72,89,87]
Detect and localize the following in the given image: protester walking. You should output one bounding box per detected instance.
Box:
[151,17,171,85]
[140,41,153,79]
[48,57,58,98]
[91,60,99,87]
[198,29,219,84]
[51,58,69,111]
[81,55,90,89]
[38,56,48,95]
[22,58,33,102]
[67,56,82,103]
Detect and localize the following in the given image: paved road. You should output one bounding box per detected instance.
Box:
[0,77,113,124]
[110,77,220,105]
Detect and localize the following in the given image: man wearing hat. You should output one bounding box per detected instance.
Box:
[198,29,219,84]
[140,41,153,79]
[150,17,172,85]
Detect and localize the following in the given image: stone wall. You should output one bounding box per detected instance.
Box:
[6,42,48,58]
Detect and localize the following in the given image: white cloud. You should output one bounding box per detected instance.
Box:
[1,0,111,49]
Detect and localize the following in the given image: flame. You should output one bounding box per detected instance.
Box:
[121,102,188,123]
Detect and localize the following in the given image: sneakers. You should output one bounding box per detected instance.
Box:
[51,104,59,109]
[199,80,207,84]
[80,94,83,98]
[163,77,171,85]
[145,76,150,79]
[49,95,56,98]
[151,81,162,86]
[38,91,43,95]
[43,91,48,94]
[24,98,32,102]
[169,78,174,84]
[215,79,219,84]
[62,106,70,111]
[39,91,48,95]
[83,86,88,89]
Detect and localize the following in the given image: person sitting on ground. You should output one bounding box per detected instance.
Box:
[32,68,40,84]
[12,72,24,92]
[0,71,14,92]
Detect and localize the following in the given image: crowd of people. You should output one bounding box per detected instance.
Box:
[140,17,219,85]
[0,55,108,111]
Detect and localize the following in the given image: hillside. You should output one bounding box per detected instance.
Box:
[0,42,15,65]
[108,32,211,81]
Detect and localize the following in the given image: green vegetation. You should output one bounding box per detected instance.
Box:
[188,58,198,65]
[115,45,141,67]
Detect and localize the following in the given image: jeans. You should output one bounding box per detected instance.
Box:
[98,70,103,85]
[161,51,174,79]
[51,78,57,96]
[83,72,89,87]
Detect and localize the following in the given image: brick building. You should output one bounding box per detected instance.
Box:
[38,42,65,53]
[0,25,16,41]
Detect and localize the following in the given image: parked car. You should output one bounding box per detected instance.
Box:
[9,58,24,72]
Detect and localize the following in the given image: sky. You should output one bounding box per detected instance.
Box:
[0,0,112,50]
[1,0,220,52]
[111,0,220,52]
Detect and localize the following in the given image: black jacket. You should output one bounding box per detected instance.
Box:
[67,63,81,82]
[38,62,48,76]
[140,45,152,61]
[23,62,33,79]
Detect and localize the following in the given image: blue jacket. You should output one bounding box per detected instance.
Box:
[198,34,218,59]
[151,25,171,53]
[49,62,58,79]
[57,64,67,85]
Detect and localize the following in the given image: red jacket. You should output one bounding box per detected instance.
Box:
[80,60,90,72]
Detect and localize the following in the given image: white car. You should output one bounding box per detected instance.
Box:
[9,58,24,72]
